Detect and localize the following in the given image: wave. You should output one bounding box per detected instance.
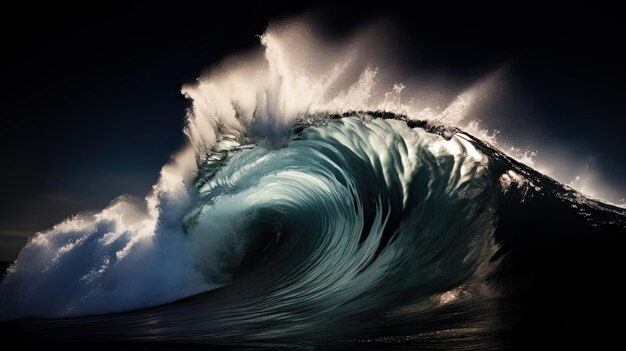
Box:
[1,17,625,348]
[0,114,498,319]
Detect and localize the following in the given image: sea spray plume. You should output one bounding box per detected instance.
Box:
[182,22,355,153]
[183,18,504,157]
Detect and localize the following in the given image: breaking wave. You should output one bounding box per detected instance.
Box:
[1,17,624,349]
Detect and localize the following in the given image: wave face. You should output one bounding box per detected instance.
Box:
[1,18,625,349]
[180,117,498,334]
[0,116,497,319]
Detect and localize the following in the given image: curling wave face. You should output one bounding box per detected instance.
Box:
[0,116,497,322]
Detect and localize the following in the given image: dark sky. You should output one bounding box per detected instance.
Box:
[1,2,624,260]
